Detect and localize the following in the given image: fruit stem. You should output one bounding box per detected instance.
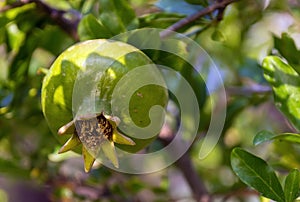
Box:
[37,67,49,75]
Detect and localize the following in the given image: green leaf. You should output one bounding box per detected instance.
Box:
[4,2,36,20]
[80,0,98,14]
[0,16,9,43]
[211,29,226,42]
[253,130,276,145]
[0,158,30,178]
[14,7,45,33]
[231,148,285,202]
[262,56,300,131]
[254,130,300,145]
[9,31,38,79]
[6,23,25,51]
[0,15,9,27]
[139,13,185,29]
[77,14,112,41]
[274,33,300,74]
[38,25,74,55]
[223,98,250,132]
[99,0,138,35]
[284,169,300,202]
[126,29,161,49]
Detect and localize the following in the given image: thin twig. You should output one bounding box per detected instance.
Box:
[175,152,211,201]
[159,133,211,201]
[226,85,272,96]
[160,0,239,38]
[0,1,27,12]
[31,0,81,40]
[216,0,226,21]
[220,188,259,201]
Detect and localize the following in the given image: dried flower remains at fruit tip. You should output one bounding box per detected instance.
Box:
[58,112,135,172]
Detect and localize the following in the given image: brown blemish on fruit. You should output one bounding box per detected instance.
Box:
[137,92,143,98]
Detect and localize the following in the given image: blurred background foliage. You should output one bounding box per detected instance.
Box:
[0,0,300,201]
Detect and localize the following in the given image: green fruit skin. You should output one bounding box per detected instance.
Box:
[42,39,168,153]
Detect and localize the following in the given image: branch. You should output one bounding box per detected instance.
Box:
[159,131,211,201]
[31,0,81,40]
[226,85,272,96]
[215,0,227,21]
[0,2,25,12]
[175,152,210,201]
[160,0,239,38]
[220,188,259,201]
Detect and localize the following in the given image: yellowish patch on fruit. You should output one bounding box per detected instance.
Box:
[107,68,117,79]
[53,86,66,109]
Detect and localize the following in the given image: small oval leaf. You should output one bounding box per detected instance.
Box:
[253,130,275,146]
[274,33,300,74]
[231,148,285,202]
[99,0,138,35]
[254,130,300,146]
[284,169,300,202]
[78,14,112,41]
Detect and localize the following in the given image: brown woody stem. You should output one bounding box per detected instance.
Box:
[160,0,239,38]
